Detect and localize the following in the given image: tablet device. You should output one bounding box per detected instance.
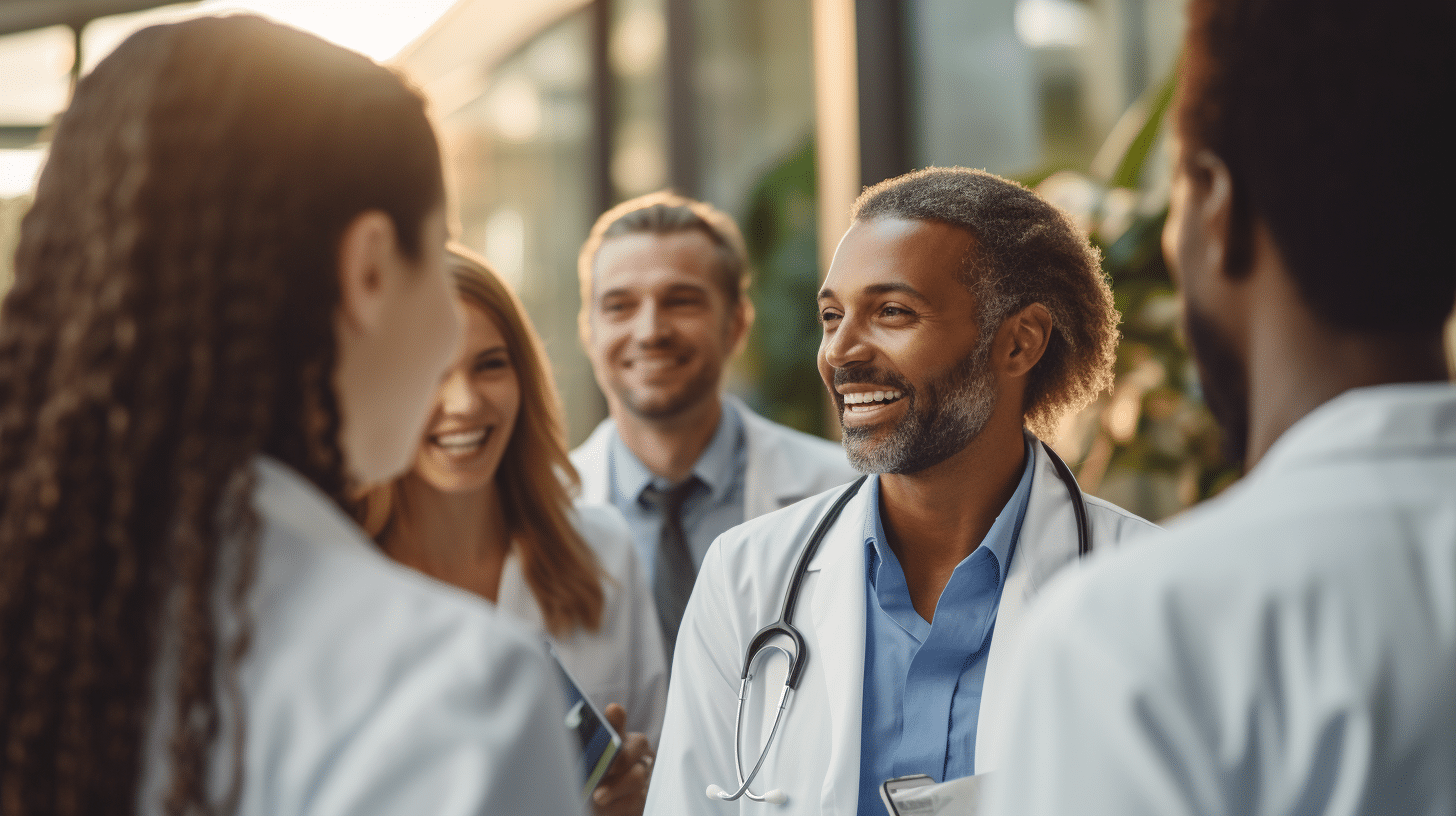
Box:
[546,643,623,800]
[881,774,935,815]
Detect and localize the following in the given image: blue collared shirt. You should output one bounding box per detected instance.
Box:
[857,437,1036,815]
[607,401,747,581]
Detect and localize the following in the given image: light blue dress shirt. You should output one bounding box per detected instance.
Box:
[857,436,1036,815]
[607,401,747,581]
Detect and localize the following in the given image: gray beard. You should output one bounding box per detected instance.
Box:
[841,344,997,475]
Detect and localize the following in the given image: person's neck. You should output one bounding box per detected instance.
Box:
[1242,253,1449,469]
[385,474,510,601]
[877,408,1028,622]
[612,394,724,483]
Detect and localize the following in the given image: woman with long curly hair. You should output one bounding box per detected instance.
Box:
[0,16,579,816]
[359,247,666,816]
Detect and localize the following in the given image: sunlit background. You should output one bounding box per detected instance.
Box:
[1,0,1452,521]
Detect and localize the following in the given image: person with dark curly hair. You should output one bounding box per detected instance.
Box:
[0,15,580,816]
[985,0,1456,814]
[646,167,1158,816]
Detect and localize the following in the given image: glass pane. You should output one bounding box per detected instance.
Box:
[435,9,606,445]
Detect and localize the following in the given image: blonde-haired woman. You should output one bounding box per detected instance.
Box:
[360,246,666,815]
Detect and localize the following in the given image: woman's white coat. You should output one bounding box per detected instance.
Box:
[143,457,585,816]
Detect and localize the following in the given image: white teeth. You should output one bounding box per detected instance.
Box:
[841,390,903,406]
[434,429,487,449]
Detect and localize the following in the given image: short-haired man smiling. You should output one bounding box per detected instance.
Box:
[645,167,1158,816]
[572,192,856,660]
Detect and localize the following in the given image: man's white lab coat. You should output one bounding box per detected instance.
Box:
[985,384,1456,816]
[645,440,1158,815]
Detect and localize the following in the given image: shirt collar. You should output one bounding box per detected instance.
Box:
[689,399,744,503]
[863,433,1038,605]
[609,429,655,505]
[608,399,744,501]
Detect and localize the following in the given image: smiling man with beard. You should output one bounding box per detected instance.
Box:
[644,167,1159,816]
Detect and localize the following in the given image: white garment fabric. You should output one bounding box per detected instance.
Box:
[644,440,1159,816]
[495,502,669,744]
[984,384,1456,816]
[143,457,584,816]
[571,394,858,522]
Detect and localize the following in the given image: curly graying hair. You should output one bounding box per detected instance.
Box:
[852,166,1118,438]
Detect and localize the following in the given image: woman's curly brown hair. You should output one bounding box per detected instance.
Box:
[852,167,1119,439]
[0,16,442,816]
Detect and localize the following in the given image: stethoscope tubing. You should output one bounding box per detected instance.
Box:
[714,442,1090,805]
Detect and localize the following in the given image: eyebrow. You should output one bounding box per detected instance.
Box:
[597,287,635,301]
[817,281,927,301]
[598,282,711,301]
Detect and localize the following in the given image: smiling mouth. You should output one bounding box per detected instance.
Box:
[627,353,688,370]
[841,389,905,413]
[430,428,490,454]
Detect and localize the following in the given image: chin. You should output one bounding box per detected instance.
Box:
[355,448,421,489]
[619,385,711,422]
[410,453,497,495]
[414,470,493,496]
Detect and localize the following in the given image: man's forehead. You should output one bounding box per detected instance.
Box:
[592,230,722,291]
[823,217,976,295]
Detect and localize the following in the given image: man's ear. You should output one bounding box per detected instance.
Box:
[336,210,400,335]
[578,308,593,349]
[728,297,755,354]
[1188,148,1236,279]
[998,302,1053,380]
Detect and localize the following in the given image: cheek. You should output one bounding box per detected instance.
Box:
[488,378,522,433]
[816,344,834,386]
[422,394,449,435]
[591,320,628,358]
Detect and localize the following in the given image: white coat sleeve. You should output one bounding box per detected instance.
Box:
[643,541,745,816]
[980,569,1227,816]
[303,626,587,816]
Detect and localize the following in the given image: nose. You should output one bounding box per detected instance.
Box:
[436,368,481,416]
[630,298,670,345]
[819,314,871,372]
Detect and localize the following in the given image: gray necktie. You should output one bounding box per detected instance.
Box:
[641,477,701,659]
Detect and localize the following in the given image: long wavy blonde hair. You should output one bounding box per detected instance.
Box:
[359,246,605,635]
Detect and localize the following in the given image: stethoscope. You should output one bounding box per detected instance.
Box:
[706,441,1091,805]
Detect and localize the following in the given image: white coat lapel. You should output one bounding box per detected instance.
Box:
[974,442,1081,773]
[570,419,615,505]
[738,397,823,519]
[805,484,872,816]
